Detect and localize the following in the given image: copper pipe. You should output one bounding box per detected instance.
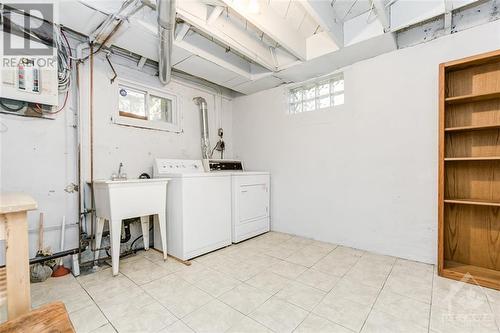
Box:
[75,45,83,265]
[89,43,95,252]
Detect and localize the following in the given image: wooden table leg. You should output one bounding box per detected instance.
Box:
[5,211,30,319]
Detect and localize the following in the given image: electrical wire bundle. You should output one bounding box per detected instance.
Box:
[33,26,72,115]
[55,26,72,93]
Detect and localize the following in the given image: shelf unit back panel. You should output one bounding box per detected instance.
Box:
[447,62,500,97]
[445,129,500,158]
[444,204,500,270]
[445,99,500,128]
[445,161,500,202]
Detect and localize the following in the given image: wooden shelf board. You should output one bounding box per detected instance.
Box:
[445,91,500,104]
[445,124,500,132]
[445,156,500,161]
[443,50,500,70]
[442,261,500,291]
[444,199,500,207]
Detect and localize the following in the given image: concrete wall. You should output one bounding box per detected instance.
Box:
[0,52,233,260]
[232,20,500,264]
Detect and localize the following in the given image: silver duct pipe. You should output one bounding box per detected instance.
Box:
[157,0,176,85]
[193,97,211,159]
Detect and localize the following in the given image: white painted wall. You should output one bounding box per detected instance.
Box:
[0,50,233,260]
[88,57,233,181]
[232,20,500,264]
[0,89,79,260]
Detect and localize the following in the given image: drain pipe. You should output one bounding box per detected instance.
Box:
[157,0,176,85]
[193,97,211,159]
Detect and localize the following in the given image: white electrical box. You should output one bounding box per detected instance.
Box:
[1,56,59,106]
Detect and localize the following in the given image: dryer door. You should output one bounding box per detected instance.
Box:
[234,175,270,223]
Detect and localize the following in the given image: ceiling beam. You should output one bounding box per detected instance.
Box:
[176,0,277,71]
[299,0,344,49]
[220,0,308,61]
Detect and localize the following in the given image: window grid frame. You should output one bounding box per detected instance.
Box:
[289,74,344,114]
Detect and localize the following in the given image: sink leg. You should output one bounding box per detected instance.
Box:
[109,219,122,276]
[94,217,105,263]
[140,216,150,250]
[155,213,168,261]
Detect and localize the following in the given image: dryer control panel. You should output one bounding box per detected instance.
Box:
[205,159,244,172]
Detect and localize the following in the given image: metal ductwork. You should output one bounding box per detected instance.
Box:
[193,97,211,159]
[157,0,176,85]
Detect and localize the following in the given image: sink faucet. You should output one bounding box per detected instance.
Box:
[112,162,127,180]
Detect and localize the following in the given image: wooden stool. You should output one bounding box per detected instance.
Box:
[0,302,74,333]
[0,193,37,320]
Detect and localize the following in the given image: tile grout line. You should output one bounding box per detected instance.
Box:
[427,265,436,333]
[187,243,294,333]
[89,253,182,332]
[357,256,397,333]
[225,237,338,332]
[75,272,120,333]
[304,249,371,333]
[483,282,500,333]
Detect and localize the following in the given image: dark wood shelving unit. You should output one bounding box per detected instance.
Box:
[439,50,500,291]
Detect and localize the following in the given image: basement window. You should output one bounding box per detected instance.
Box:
[115,79,180,132]
[288,74,344,114]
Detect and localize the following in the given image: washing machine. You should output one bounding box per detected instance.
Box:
[206,160,270,243]
[153,159,232,260]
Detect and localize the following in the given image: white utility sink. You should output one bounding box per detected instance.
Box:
[93,178,170,275]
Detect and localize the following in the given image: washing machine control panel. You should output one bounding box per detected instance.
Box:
[153,159,204,176]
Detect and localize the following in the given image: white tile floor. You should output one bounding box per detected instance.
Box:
[30,232,500,333]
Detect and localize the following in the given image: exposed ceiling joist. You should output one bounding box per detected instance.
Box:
[175,23,191,41]
[371,0,391,32]
[176,0,277,71]
[220,0,307,61]
[177,34,253,79]
[207,5,224,25]
[300,0,344,49]
[444,0,453,34]
[137,56,147,69]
